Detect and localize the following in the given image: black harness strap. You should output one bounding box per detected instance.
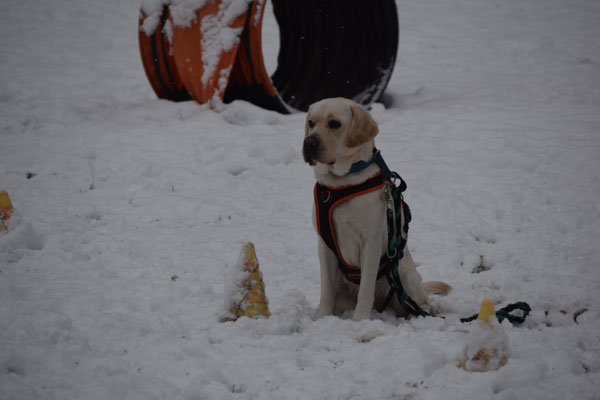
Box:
[459,302,532,324]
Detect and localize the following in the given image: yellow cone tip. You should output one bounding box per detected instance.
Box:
[243,242,256,260]
[1,192,14,230]
[0,191,13,211]
[242,242,259,272]
[478,298,495,323]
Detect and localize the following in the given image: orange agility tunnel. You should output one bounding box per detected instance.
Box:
[138,0,398,113]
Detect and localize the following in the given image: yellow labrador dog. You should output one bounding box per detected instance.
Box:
[303,97,450,321]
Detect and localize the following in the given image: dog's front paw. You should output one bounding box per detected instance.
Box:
[351,310,370,322]
[317,302,334,319]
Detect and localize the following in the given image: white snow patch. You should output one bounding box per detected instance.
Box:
[198,0,253,85]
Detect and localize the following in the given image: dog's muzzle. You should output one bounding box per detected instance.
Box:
[303,134,320,165]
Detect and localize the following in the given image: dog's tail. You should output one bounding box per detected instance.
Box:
[422,281,452,296]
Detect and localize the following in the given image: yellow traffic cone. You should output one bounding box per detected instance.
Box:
[0,191,14,231]
[460,298,509,371]
[228,242,270,320]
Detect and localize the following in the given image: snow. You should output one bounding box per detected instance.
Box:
[1,0,600,399]
[141,1,212,33]
[196,0,256,85]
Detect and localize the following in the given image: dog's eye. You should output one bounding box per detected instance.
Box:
[328,120,341,129]
[308,120,315,129]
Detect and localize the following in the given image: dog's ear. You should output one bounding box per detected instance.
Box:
[304,116,310,137]
[346,104,379,148]
[304,106,313,137]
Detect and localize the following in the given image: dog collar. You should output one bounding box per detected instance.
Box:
[346,149,391,178]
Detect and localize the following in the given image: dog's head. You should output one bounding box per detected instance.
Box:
[302,97,379,174]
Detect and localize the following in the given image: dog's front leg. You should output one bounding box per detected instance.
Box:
[317,238,340,318]
[352,239,381,321]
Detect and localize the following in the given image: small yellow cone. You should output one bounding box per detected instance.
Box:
[229,242,270,320]
[0,191,14,231]
[460,298,508,371]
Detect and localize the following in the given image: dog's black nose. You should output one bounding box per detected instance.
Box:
[302,135,320,164]
[303,135,319,151]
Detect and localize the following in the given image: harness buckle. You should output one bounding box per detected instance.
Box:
[320,190,331,204]
[385,181,399,245]
[384,182,394,210]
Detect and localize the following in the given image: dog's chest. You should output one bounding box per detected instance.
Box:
[330,190,388,266]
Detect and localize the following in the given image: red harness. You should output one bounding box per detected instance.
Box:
[314,172,387,284]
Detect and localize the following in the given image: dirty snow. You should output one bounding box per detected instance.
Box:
[1,0,600,399]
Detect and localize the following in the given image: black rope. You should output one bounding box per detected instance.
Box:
[459,302,532,325]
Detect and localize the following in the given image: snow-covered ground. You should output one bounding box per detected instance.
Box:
[2,0,600,399]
